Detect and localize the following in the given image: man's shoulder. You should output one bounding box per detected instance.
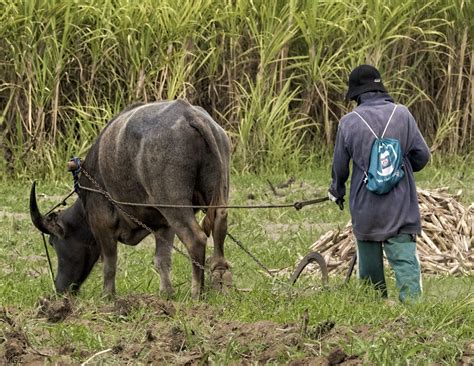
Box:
[339,110,360,131]
[394,103,410,114]
[340,110,357,123]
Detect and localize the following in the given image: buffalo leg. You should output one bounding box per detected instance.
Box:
[88,210,118,298]
[98,237,117,298]
[210,208,232,291]
[154,227,175,296]
[164,210,207,299]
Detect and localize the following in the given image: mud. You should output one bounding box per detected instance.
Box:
[3,330,27,363]
[459,340,474,365]
[105,295,353,364]
[0,294,374,364]
[37,296,72,323]
[112,294,176,318]
[327,347,346,364]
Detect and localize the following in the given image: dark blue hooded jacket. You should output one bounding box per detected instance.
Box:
[330,92,431,241]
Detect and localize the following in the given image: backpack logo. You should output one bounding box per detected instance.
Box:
[377,139,398,177]
[353,105,405,195]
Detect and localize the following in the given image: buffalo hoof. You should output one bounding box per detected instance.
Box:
[101,290,116,301]
[159,287,175,300]
[211,267,233,292]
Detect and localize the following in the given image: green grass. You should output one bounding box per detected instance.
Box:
[1,162,473,364]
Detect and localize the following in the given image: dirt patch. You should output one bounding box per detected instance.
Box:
[288,357,331,365]
[112,294,176,318]
[288,348,361,366]
[211,320,302,363]
[143,319,302,364]
[327,347,346,364]
[95,296,367,364]
[37,297,73,323]
[168,326,187,352]
[459,340,474,365]
[3,330,27,363]
[2,294,375,364]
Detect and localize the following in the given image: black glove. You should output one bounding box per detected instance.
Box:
[328,188,344,211]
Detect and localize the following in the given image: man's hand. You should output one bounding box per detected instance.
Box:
[328,188,344,211]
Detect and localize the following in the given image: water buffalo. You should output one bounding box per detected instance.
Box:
[30,100,231,298]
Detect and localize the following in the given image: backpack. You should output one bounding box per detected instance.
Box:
[353,105,404,195]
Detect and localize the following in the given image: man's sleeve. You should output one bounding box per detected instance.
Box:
[330,125,351,198]
[406,112,430,172]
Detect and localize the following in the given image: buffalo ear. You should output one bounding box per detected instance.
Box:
[45,212,66,238]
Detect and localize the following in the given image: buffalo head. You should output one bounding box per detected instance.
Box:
[30,182,101,293]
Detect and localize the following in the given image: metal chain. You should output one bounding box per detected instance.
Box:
[80,168,208,272]
[226,232,275,277]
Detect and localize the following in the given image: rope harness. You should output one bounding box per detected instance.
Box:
[76,170,329,211]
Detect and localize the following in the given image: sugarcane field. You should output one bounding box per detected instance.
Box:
[1,1,473,365]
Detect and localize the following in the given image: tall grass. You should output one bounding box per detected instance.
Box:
[0,0,472,177]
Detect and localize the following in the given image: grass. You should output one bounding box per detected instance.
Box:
[1,162,473,364]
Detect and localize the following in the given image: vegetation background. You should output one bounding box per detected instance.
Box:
[1,0,473,364]
[1,0,472,178]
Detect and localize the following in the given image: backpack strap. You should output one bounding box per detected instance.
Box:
[381,104,398,138]
[352,111,378,139]
[352,104,398,139]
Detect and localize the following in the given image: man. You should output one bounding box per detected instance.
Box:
[329,65,431,302]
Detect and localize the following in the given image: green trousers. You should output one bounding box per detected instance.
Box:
[356,234,422,302]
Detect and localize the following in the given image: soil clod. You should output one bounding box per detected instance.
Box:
[114,298,134,317]
[3,331,27,363]
[327,347,346,365]
[112,343,124,354]
[169,326,187,352]
[146,329,156,342]
[113,295,176,318]
[37,297,72,323]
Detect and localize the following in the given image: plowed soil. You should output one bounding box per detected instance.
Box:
[1,294,369,365]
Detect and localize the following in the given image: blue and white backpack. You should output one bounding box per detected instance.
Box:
[353,105,404,195]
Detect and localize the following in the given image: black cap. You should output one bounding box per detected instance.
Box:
[346,65,387,101]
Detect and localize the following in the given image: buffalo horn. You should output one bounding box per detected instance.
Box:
[29,181,55,235]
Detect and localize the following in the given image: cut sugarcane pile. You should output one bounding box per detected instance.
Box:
[303,188,473,276]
